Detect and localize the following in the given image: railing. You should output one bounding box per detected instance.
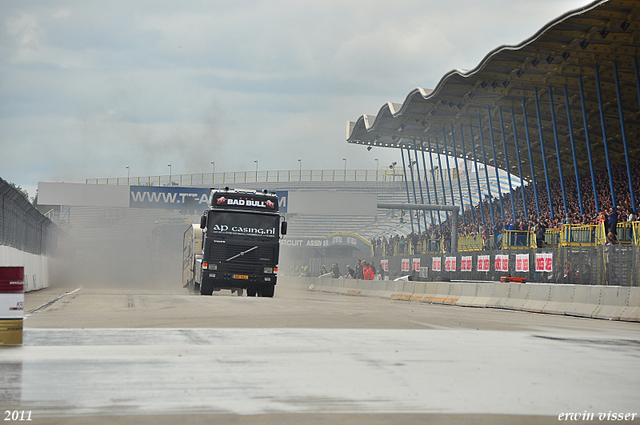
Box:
[84,166,480,186]
[458,234,487,251]
[87,168,409,186]
[501,231,531,250]
[371,222,639,256]
[560,225,598,247]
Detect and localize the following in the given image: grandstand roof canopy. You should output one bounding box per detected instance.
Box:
[346,0,640,183]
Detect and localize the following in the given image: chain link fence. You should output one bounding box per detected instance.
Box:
[311,244,639,287]
[0,178,61,256]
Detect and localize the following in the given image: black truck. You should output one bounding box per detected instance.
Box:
[198,188,286,297]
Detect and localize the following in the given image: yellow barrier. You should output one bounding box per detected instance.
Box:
[501,231,531,250]
[0,319,23,345]
[379,221,638,255]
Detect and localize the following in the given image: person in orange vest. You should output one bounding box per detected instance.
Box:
[362,261,373,280]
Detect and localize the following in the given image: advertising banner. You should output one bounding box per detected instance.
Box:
[515,254,529,272]
[445,257,456,272]
[381,259,389,272]
[536,253,553,272]
[461,256,472,272]
[401,259,410,272]
[412,258,420,272]
[477,255,490,272]
[495,254,509,272]
[432,257,441,272]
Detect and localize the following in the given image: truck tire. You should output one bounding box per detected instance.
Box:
[200,281,214,296]
[259,284,275,298]
[247,287,257,297]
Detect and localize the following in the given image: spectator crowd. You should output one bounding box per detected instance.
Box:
[371,163,639,255]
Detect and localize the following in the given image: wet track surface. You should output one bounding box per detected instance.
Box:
[2,278,639,424]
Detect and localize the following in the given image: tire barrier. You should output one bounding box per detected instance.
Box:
[302,276,640,322]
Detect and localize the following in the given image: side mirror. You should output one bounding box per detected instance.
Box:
[281,221,287,236]
[200,215,207,229]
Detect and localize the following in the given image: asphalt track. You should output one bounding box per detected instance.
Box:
[3,277,639,424]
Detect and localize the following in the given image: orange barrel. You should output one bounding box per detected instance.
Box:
[0,267,24,345]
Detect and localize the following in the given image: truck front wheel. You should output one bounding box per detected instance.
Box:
[200,281,214,296]
[259,284,275,298]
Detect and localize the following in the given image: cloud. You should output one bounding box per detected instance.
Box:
[0,0,591,196]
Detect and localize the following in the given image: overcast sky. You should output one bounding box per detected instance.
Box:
[1,0,591,197]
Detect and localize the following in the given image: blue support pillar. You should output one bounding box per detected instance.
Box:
[498,106,517,220]
[435,138,448,206]
[613,61,637,214]
[633,56,640,214]
[400,148,415,233]
[478,115,495,227]
[412,139,428,228]
[522,97,541,215]
[427,138,443,229]
[510,107,528,219]
[459,124,475,223]
[450,124,466,225]
[534,87,555,219]
[578,76,599,214]
[406,148,421,233]
[442,129,457,209]
[548,87,568,215]
[595,65,617,209]
[469,124,486,224]
[563,85,584,216]
[420,138,436,228]
[486,106,505,221]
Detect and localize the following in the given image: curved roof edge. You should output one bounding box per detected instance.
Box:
[346,0,608,138]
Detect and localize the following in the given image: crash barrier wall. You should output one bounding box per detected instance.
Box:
[310,244,640,287]
[299,276,640,322]
[0,246,49,292]
[0,178,59,292]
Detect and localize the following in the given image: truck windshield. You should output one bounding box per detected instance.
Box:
[208,212,279,239]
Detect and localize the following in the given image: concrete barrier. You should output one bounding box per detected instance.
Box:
[522,284,551,312]
[469,283,493,307]
[542,285,575,316]
[303,277,639,322]
[423,282,458,304]
[502,283,530,311]
[455,282,477,307]
[486,283,511,308]
[565,285,602,318]
[411,282,427,301]
[620,288,640,321]
[593,287,630,320]
[419,282,440,303]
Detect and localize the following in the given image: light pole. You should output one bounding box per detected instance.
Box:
[168,163,172,185]
[254,159,258,182]
[343,157,347,180]
[374,158,379,180]
[126,165,130,181]
[211,161,215,184]
[298,158,302,180]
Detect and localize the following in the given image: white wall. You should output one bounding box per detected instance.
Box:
[288,191,377,216]
[0,246,49,292]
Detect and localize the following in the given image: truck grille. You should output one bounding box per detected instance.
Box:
[208,244,275,274]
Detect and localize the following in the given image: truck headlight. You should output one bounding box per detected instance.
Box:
[209,264,218,270]
[263,267,273,274]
